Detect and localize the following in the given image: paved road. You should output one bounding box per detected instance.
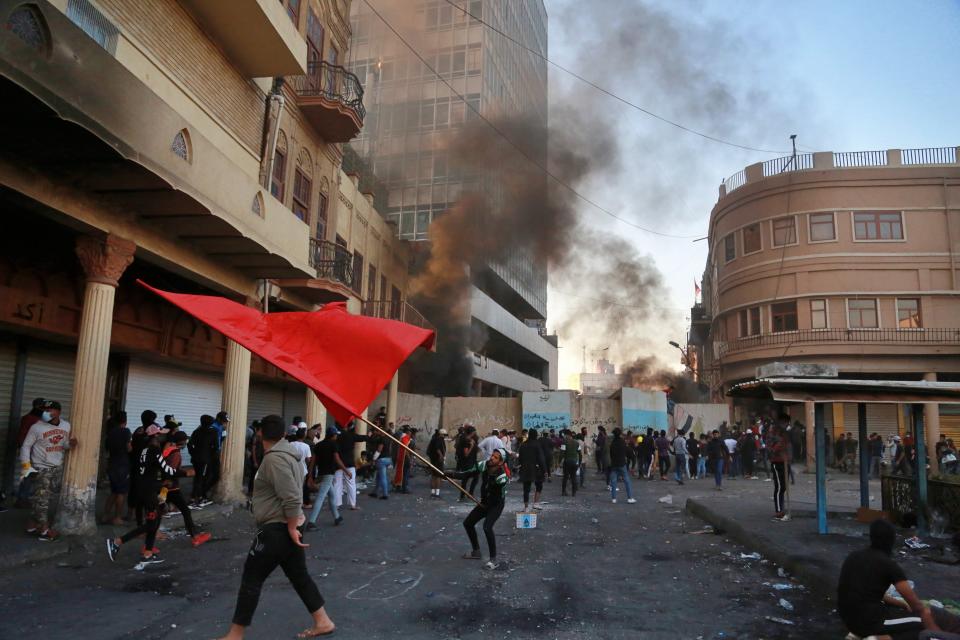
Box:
[0,468,846,639]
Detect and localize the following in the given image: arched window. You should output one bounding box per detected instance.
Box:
[171,128,191,162]
[317,176,330,241]
[291,147,313,224]
[6,4,50,55]
[270,130,288,202]
[251,192,264,217]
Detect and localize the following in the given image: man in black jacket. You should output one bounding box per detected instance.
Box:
[188,415,218,506]
[608,429,635,504]
[519,429,546,510]
[426,428,447,499]
[334,421,368,511]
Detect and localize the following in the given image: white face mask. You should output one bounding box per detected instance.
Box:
[41,411,53,422]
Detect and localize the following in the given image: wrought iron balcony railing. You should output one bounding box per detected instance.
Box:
[309,238,353,288]
[362,299,435,334]
[290,61,365,141]
[719,327,960,357]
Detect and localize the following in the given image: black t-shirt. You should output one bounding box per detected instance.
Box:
[837,548,908,635]
[610,437,627,467]
[314,439,338,476]
[106,426,131,471]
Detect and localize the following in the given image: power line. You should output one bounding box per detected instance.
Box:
[361,0,703,239]
[441,0,790,155]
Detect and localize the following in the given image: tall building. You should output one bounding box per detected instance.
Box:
[689,146,960,466]
[0,0,428,531]
[348,0,558,396]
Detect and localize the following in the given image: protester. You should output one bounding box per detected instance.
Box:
[455,426,479,501]
[210,411,231,492]
[740,430,757,479]
[333,421,368,511]
[215,415,335,640]
[655,430,671,480]
[392,425,413,493]
[608,428,636,504]
[519,428,546,510]
[15,397,45,508]
[161,431,211,547]
[539,427,556,483]
[102,412,131,525]
[107,424,174,563]
[306,426,348,529]
[426,428,447,498]
[672,429,688,485]
[368,429,393,500]
[188,414,219,507]
[941,438,958,475]
[451,448,508,570]
[639,428,655,479]
[19,400,75,541]
[724,432,739,478]
[706,430,727,490]
[478,429,502,461]
[560,429,581,497]
[288,428,313,506]
[768,421,790,521]
[686,430,700,479]
[247,420,264,497]
[697,434,708,478]
[838,519,960,638]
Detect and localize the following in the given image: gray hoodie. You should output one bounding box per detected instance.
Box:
[20,418,73,471]
[252,439,305,527]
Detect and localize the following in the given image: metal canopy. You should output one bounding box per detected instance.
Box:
[728,378,960,404]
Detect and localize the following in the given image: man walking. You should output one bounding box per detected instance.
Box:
[333,421,367,511]
[560,429,581,497]
[456,425,479,501]
[769,422,790,521]
[188,415,219,506]
[19,400,76,541]
[369,429,393,500]
[519,429,546,510]
[672,429,687,485]
[215,415,335,639]
[706,430,727,490]
[426,428,447,499]
[608,428,636,504]
[306,426,348,529]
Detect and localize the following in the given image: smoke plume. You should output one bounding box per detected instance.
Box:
[620,356,707,404]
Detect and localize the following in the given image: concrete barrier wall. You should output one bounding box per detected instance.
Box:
[522,390,575,430]
[672,403,728,436]
[441,396,522,435]
[573,397,620,436]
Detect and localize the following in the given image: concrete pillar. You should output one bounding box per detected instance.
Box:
[57,235,134,535]
[305,389,326,437]
[923,372,941,475]
[386,372,399,426]
[354,409,369,463]
[215,340,251,504]
[805,401,816,472]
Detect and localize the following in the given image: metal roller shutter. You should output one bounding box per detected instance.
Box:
[283,385,307,427]
[842,403,899,440]
[0,341,17,477]
[822,403,834,430]
[940,405,960,445]
[124,360,222,465]
[248,382,284,424]
[21,348,76,420]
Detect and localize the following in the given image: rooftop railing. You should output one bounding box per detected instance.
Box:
[720,146,959,198]
[719,327,960,357]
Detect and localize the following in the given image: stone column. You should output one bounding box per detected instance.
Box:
[386,372,399,426]
[923,372,941,475]
[57,235,134,535]
[355,408,369,462]
[215,339,251,504]
[805,401,816,472]
[305,389,326,437]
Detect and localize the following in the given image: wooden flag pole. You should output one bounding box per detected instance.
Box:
[358,416,481,506]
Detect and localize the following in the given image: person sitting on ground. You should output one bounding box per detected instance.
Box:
[838,519,960,640]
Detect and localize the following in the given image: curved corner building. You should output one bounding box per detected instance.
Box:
[690,147,960,448]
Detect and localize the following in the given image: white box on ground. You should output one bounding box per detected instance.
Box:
[516,512,538,529]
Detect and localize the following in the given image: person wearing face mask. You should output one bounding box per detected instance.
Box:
[19,400,77,541]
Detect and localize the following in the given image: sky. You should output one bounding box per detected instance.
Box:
[544,0,960,389]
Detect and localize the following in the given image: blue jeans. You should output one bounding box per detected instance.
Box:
[609,466,633,500]
[714,459,725,487]
[697,457,707,478]
[375,457,393,497]
[674,454,686,482]
[308,474,339,524]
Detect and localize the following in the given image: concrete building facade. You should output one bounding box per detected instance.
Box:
[689,147,960,465]
[0,0,427,532]
[347,0,557,395]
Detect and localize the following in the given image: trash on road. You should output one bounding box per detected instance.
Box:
[657,495,673,505]
[778,598,794,611]
[740,552,762,560]
[766,616,795,626]
[904,536,931,550]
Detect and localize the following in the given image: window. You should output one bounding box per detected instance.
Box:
[742,223,762,254]
[772,216,797,247]
[896,298,921,328]
[848,299,878,328]
[281,0,300,26]
[810,299,827,329]
[352,252,364,294]
[68,0,119,54]
[367,265,377,301]
[809,213,836,242]
[749,307,761,336]
[292,169,311,223]
[771,301,798,332]
[854,212,904,240]
[379,275,387,305]
[724,234,736,263]
[270,148,286,201]
[316,193,328,241]
[738,309,748,338]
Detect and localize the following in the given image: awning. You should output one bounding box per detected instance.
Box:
[728,378,960,405]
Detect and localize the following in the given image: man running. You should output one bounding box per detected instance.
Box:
[161,431,211,547]
[216,415,334,639]
[451,448,508,570]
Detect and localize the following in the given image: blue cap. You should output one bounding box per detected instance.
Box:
[327,425,340,436]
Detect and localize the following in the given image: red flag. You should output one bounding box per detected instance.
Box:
[694,279,701,296]
[138,280,435,426]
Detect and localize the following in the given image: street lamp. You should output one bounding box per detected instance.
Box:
[668,341,693,373]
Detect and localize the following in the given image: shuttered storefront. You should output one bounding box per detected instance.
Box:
[21,347,76,419]
[124,360,222,465]
[283,386,306,427]
[842,403,899,440]
[248,382,284,424]
[940,405,960,445]
[0,341,17,478]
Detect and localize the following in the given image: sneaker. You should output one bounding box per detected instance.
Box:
[305,522,319,532]
[532,503,543,510]
[199,499,214,507]
[188,503,204,510]
[611,498,617,504]
[334,516,343,526]
[37,529,58,542]
[627,498,637,504]
[162,510,182,518]
[483,560,498,570]
[106,538,120,562]
[191,532,212,547]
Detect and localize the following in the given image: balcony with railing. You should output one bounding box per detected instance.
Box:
[290,61,365,142]
[719,327,960,358]
[719,145,959,199]
[361,299,436,334]
[310,238,353,288]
